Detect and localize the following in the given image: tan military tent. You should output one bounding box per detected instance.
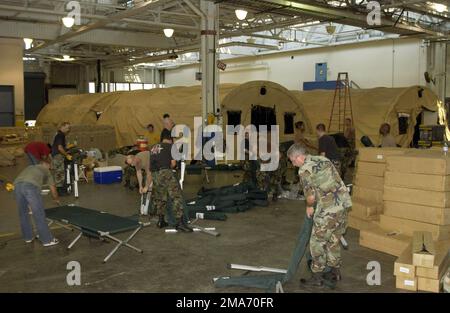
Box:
[291,86,441,147]
[37,81,308,147]
[221,80,311,142]
[37,81,442,149]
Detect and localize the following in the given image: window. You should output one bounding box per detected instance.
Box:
[398,113,410,135]
[116,83,130,91]
[130,83,144,91]
[227,111,241,128]
[89,82,96,93]
[251,105,276,132]
[284,112,295,134]
[88,82,166,93]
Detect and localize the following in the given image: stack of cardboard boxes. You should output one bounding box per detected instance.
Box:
[394,231,449,292]
[359,150,450,257]
[39,125,117,152]
[349,148,406,231]
[381,152,450,242]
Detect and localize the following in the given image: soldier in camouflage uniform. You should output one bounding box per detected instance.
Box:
[256,158,270,192]
[108,146,139,189]
[150,132,192,232]
[287,143,352,287]
[241,132,259,186]
[50,122,71,194]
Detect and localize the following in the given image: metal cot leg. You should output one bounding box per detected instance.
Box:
[100,226,144,263]
[67,232,83,249]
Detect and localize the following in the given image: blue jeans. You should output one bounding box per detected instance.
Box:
[26,153,39,165]
[14,182,53,244]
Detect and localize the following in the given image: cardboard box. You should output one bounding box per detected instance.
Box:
[356,162,386,177]
[348,215,376,231]
[354,174,384,191]
[383,186,450,208]
[352,186,384,205]
[416,240,450,279]
[387,153,450,175]
[417,277,441,293]
[359,226,410,257]
[412,231,435,268]
[396,275,418,291]
[394,244,416,279]
[350,200,381,219]
[358,147,407,163]
[385,171,450,192]
[383,201,450,226]
[380,215,450,241]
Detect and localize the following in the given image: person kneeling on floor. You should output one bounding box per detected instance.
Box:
[150,132,192,232]
[287,143,352,287]
[13,160,61,247]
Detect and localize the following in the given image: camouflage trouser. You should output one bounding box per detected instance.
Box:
[310,208,347,273]
[278,154,288,183]
[51,154,65,187]
[241,160,253,183]
[268,164,284,195]
[151,169,184,219]
[340,147,357,181]
[256,168,270,192]
[123,165,144,189]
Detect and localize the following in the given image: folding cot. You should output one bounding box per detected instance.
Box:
[46,205,146,263]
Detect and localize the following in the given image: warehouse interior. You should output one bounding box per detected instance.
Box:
[0,0,450,294]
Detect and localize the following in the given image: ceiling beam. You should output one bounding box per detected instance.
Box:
[28,0,172,52]
[250,0,444,36]
[0,19,178,49]
[220,41,280,50]
[104,39,282,68]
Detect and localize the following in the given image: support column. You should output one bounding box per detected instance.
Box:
[427,42,446,102]
[200,0,219,126]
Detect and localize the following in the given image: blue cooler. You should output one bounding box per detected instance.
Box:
[94,166,123,184]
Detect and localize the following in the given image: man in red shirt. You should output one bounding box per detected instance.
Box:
[24,141,52,165]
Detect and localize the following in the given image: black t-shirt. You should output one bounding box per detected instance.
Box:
[318,135,341,161]
[51,131,66,156]
[150,142,173,171]
[160,128,172,142]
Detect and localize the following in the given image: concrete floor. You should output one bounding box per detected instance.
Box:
[0,157,404,293]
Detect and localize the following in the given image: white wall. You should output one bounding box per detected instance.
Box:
[166,37,427,90]
[0,38,24,125]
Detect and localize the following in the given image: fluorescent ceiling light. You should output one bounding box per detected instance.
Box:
[235,9,248,20]
[54,55,75,61]
[62,16,75,28]
[163,28,174,38]
[23,38,33,49]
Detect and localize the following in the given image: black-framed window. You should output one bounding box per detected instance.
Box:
[284,112,296,134]
[251,105,276,131]
[227,110,242,127]
[398,113,410,135]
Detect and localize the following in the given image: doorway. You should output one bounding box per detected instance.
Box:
[0,86,15,126]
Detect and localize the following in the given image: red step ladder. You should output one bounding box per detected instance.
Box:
[328,72,354,133]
